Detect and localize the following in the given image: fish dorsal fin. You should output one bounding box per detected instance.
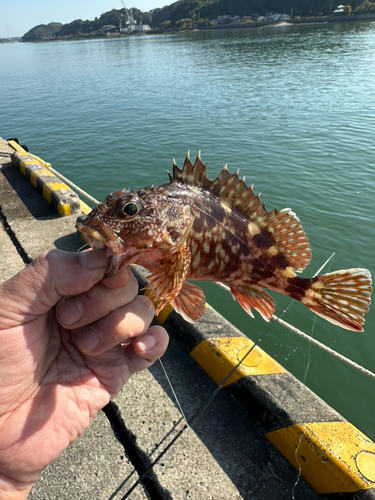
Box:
[172,152,268,220]
[263,208,312,272]
[172,153,312,273]
[172,151,209,187]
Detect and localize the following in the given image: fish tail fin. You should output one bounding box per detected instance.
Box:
[299,268,372,331]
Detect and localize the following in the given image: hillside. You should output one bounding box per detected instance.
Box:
[22,0,375,40]
[151,0,367,26]
[22,23,63,42]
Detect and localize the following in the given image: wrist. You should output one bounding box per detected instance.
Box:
[0,474,33,500]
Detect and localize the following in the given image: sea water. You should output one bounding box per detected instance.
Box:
[1,21,375,438]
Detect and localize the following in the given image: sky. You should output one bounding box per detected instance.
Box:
[0,0,170,38]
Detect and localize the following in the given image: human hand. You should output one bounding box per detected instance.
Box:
[0,248,168,499]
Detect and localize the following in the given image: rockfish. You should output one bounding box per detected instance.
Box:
[76,153,372,331]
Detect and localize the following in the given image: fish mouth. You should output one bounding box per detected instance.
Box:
[75,217,128,276]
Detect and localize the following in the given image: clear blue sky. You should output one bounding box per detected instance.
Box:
[0,0,169,38]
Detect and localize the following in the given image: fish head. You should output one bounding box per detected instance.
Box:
[75,186,193,277]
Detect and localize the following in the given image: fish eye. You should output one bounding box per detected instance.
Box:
[123,202,139,216]
[115,199,142,219]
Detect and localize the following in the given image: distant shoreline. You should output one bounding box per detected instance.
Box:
[20,12,375,42]
[152,12,375,34]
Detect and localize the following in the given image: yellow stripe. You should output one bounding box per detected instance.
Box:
[154,303,174,324]
[80,201,92,215]
[8,140,24,152]
[29,169,54,188]
[8,142,52,169]
[266,422,375,493]
[58,202,71,216]
[143,288,174,324]
[190,337,285,387]
[35,169,54,177]
[30,171,38,187]
[33,155,52,169]
[23,158,40,165]
[42,182,68,203]
[20,161,26,175]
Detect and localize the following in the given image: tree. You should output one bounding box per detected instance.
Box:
[160,20,173,29]
[176,17,193,27]
[22,23,63,42]
[354,0,375,12]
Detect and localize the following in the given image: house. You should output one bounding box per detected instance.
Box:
[266,13,291,22]
[217,15,241,24]
[333,4,345,14]
[135,24,151,32]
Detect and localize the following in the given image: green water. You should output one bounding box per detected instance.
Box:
[1,22,375,439]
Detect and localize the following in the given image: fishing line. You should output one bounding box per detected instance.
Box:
[119,295,301,499]
[291,431,305,500]
[291,252,335,500]
[158,358,188,424]
[77,243,91,253]
[120,253,337,499]
[291,313,317,500]
[303,251,335,387]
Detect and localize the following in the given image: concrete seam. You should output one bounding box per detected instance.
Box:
[0,204,32,265]
[102,401,173,500]
[128,264,375,497]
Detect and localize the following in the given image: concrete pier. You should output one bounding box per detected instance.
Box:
[1,137,374,500]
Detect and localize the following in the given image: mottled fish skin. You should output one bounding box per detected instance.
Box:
[76,153,372,331]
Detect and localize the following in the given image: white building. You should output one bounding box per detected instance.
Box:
[266,13,291,22]
[135,24,151,32]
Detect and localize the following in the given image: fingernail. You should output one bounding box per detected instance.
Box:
[58,297,84,326]
[79,327,100,353]
[78,249,108,270]
[137,334,156,353]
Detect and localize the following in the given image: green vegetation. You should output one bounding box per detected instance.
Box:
[22,0,375,41]
[22,23,63,42]
[150,0,366,27]
[354,0,375,12]
[22,9,147,41]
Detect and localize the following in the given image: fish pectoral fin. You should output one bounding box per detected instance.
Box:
[145,244,191,315]
[230,284,276,321]
[173,282,206,323]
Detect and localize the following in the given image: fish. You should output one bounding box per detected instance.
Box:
[75,152,372,331]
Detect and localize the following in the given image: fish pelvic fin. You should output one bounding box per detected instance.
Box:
[230,284,276,322]
[173,282,206,323]
[296,268,372,331]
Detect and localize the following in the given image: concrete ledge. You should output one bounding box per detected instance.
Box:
[133,265,375,497]
[9,141,81,216]
[2,139,374,498]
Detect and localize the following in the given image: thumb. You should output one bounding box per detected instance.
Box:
[0,249,109,323]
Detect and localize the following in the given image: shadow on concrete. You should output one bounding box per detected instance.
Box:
[1,163,57,219]
[54,232,84,253]
[143,335,326,500]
